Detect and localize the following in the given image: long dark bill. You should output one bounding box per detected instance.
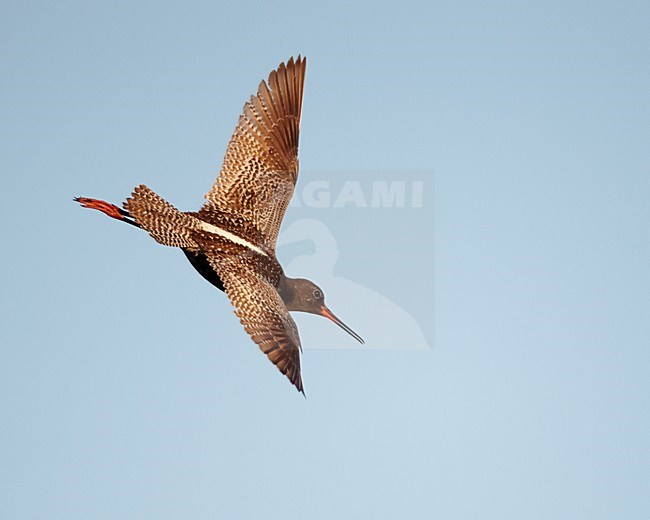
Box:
[320,306,365,345]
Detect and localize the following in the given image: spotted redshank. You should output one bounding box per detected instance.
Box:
[75,56,364,394]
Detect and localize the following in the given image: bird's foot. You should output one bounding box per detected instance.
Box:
[74,197,125,220]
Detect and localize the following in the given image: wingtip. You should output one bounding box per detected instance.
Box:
[295,376,306,397]
[284,55,306,67]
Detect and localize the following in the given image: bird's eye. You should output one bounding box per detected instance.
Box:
[313,289,322,299]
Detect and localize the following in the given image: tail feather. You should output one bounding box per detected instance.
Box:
[124,185,200,248]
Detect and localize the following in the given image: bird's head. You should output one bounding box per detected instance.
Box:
[280,277,364,345]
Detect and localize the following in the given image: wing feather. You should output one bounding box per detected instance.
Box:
[201,56,307,250]
[208,255,304,394]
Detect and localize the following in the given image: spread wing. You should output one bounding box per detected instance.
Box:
[200,56,307,251]
[208,255,304,394]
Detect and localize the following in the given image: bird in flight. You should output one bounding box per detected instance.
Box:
[75,56,364,394]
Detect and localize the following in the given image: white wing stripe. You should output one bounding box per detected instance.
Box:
[198,220,268,257]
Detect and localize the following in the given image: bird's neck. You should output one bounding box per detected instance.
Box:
[278,275,299,311]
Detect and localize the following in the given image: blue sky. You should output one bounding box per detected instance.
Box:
[2,1,649,518]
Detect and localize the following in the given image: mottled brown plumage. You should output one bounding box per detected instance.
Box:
[75,56,363,395]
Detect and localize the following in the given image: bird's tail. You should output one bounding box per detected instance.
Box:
[124,184,200,248]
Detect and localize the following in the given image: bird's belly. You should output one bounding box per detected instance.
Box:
[182,249,225,292]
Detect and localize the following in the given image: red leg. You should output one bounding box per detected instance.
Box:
[74,197,125,220]
[74,197,139,228]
